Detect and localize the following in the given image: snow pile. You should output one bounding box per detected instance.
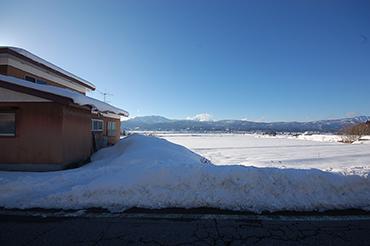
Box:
[296,134,343,142]
[0,134,369,213]
[293,133,370,143]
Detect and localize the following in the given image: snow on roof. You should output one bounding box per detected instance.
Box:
[0,74,129,117]
[0,46,96,91]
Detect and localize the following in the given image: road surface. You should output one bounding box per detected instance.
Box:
[1,208,370,245]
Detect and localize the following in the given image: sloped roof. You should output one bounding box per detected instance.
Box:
[0,74,129,117]
[0,46,96,91]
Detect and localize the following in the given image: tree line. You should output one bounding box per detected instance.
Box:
[340,121,370,143]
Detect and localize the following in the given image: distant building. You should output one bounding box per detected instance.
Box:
[0,47,129,171]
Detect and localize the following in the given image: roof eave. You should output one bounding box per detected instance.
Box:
[0,46,96,91]
[0,75,129,117]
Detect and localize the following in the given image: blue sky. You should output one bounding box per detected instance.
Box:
[1,0,369,122]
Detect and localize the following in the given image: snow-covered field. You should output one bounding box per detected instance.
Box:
[0,133,369,213]
[160,133,370,174]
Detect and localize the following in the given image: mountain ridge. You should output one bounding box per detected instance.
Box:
[121,115,370,133]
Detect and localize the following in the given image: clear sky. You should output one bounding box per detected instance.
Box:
[1,0,369,122]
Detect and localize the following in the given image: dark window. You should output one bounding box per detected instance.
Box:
[0,113,15,136]
[25,75,47,85]
[25,75,36,83]
[36,78,46,85]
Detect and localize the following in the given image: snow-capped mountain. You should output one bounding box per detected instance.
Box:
[122,115,370,133]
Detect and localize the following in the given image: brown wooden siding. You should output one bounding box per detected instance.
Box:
[91,114,121,148]
[0,65,8,75]
[0,65,85,95]
[61,105,92,162]
[0,102,91,164]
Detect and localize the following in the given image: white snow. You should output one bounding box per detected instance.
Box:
[159,133,370,174]
[0,133,369,213]
[0,74,129,116]
[296,134,343,142]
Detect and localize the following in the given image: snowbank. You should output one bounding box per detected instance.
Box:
[296,134,343,142]
[0,134,369,213]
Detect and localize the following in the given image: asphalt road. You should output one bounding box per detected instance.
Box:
[1,208,370,245]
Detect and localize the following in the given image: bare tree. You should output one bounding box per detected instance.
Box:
[340,121,370,143]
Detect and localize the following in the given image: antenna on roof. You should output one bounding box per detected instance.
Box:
[97,89,114,103]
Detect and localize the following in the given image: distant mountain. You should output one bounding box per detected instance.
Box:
[121,115,370,133]
[128,115,172,124]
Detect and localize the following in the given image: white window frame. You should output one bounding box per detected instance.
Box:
[91,119,103,131]
[107,121,117,136]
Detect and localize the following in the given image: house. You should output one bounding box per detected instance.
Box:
[0,47,129,171]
